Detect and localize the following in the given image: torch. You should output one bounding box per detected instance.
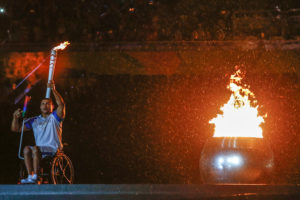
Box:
[45,41,70,98]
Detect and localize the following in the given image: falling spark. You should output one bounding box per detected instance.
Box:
[209,69,266,138]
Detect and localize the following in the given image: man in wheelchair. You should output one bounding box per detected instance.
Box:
[11,82,65,184]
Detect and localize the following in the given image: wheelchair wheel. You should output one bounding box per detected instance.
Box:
[51,152,74,184]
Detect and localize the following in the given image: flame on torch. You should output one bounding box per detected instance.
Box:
[53,41,70,51]
[209,69,266,138]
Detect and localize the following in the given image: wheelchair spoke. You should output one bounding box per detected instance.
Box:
[58,158,64,171]
[63,163,69,173]
[63,173,72,184]
[58,158,65,183]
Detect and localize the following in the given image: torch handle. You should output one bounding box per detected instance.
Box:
[45,88,51,98]
[45,49,57,98]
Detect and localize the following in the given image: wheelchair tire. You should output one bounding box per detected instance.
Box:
[51,152,74,184]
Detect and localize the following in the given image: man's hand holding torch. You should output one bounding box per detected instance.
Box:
[47,81,56,91]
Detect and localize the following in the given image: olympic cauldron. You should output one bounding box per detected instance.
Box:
[200,69,274,184]
[200,137,273,184]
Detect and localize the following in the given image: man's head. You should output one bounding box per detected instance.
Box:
[40,98,54,115]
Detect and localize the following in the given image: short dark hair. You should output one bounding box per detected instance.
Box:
[41,98,54,105]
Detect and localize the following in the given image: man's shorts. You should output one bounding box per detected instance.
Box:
[29,146,56,158]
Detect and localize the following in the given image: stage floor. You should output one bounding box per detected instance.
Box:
[0,184,300,200]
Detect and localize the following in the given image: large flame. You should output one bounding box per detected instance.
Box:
[53,41,70,51]
[209,69,265,138]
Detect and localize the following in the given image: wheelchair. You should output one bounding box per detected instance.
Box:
[18,147,75,184]
[18,119,74,184]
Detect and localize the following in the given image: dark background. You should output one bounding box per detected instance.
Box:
[1,0,300,43]
[1,66,300,184]
[0,0,300,184]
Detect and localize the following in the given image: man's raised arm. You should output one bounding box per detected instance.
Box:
[49,82,65,119]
